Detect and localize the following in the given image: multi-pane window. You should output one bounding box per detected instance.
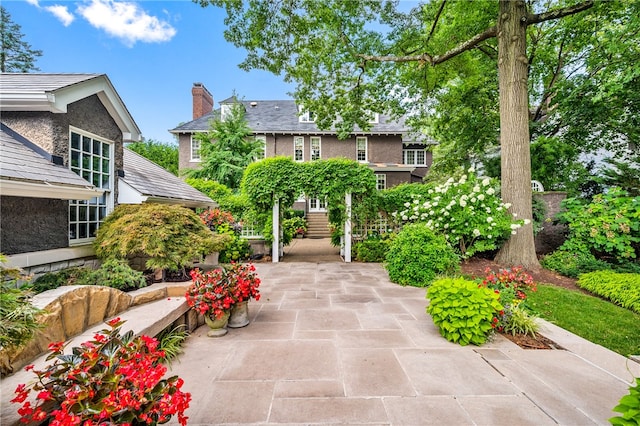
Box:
[191,136,201,161]
[356,137,368,162]
[254,135,266,160]
[310,137,321,160]
[376,174,386,190]
[294,136,304,161]
[403,149,427,166]
[69,129,112,242]
[298,106,315,123]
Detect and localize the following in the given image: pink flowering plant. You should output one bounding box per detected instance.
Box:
[186,263,261,320]
[477,266,537,331]
[11,318,191,425]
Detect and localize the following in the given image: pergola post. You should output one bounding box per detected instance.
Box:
[272,198,279,263]
[344,192,352,263]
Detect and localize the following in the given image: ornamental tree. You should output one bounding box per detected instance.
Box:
[0,6,42,72]
[197,0,599,268]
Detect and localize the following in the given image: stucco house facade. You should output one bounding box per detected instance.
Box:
[0,73,214,275]
[170,83,435,196]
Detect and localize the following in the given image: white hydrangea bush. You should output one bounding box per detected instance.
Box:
[391,170,529,258]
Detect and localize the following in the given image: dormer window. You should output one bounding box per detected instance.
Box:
[368,113,379,124]
[298,106,315,123]
[221,104,231,122]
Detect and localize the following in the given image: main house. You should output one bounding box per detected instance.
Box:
[0,73,214,275]
[170,83,435,199]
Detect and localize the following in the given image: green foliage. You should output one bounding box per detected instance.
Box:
[156,325,189,367]
[532,194,546,236]
[379,183,434,221]
[283,216,306,236]
[0,255,42,352]
[218,232,252,263]
[242,157,302,212]
[527,284,640,357]
[94,203,230,271]
[0,6,43,72]
[353,233,394,263]
[126,140,179,176]
[601,156,640,197]
[427,277,503,346]
[385,223,459,287]
[185,102,260,190]
[80,259,147,291]
[558,187,640,261]
[31,268,92,293]
[392,171,526,258]
[577,271,640,314]
[541,249,612,278]
[610,378,640,426]
[185,177,250,220]
[501,305,539,337]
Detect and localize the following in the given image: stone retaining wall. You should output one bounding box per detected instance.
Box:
[0,282,193,376]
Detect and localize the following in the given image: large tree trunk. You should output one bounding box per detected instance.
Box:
[494,0,541,269]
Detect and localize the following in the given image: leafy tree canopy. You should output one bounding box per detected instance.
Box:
[0,6,42,72]
[184,100,262,190]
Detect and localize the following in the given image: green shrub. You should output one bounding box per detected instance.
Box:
[283,216,307,237]
[31,268,93,293]
[0,255,42,354]
[610,377,640,426]
[558,187,640,262]
[502,305,540,337]
[95,203,231,271]
[541,249,612,278]
[577,271,640,314]
[219,234,252,263]
[385,223,459,287]
[353,233,394,262]
[80,259,147,291]
[427,277,503,346]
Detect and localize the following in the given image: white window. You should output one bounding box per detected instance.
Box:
[191,136,201,162]
[403,149,427,166]
[298,106,315,123]
[356,137,368,162]
[310,136,321,160]
[221,104,231,121]
[368,113,379,124]
[254,135,266,160]
[376,174,386,190]
[294,136,304,162]
[69,128,113,243]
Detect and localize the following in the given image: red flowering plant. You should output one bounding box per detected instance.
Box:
[11,318,191,425]
[186,263,260,320]
[477,266,537,331]
[199,208,236,232]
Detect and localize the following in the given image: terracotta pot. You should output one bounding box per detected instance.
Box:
[204,311,230,337]
[227,301,250,328]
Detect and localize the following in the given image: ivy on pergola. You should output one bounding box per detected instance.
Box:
[241,156,377,261]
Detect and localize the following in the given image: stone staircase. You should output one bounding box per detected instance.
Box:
[305,212,331,238]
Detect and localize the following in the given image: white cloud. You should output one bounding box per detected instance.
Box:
[45,5,75,26]
[77,0,176,47]
[25,0,40,6]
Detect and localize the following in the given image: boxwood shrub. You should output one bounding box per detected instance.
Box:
[427,277,503,346]
[353,233,395,263]
[541,249,612,278]
[577,271,640,314]
[384,223,459,287]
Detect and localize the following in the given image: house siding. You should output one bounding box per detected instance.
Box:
[1,196,68,255]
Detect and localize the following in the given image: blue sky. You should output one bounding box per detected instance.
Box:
[4,0,296,143]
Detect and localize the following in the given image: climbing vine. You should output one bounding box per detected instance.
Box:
[240,157,377,232]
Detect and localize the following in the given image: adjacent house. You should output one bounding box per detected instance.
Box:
[0,73,214,275]
[170,83,435,196]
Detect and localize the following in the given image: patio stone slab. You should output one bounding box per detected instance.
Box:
[383,396,474,425]
[296,309,361,330]
[457,395,557,425]
[341,348,415,396]
[269,397,388,424]
[274,380,345,398]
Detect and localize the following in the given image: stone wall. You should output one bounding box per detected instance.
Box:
[534,192,568,255]
[0,196,69,255]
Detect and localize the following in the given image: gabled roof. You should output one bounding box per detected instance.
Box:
[170,99,410,136]
[0,124,104,200]
[0,73,141,142]
[120,148,215,208]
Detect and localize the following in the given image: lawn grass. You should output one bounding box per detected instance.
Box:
[526,284,640,357]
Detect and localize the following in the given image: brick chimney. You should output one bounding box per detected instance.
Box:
[192,82,213,119]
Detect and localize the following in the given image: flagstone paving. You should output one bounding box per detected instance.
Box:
[167,261,640,425]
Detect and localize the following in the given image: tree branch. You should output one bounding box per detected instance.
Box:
[425,0,447,45]
[358,25,497,66]
[527,0,594,25]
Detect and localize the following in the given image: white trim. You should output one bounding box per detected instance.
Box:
[6,245,95,268]
[255,135,267,159]
[298,106,315,123]
[403,148,427,166]
[0,179,105,200]
[376,173,386,190]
